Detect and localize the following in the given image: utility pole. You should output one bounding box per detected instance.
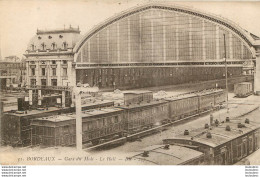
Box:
[223,34,229,113]
[75,89,82,150]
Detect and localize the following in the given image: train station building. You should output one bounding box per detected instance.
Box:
[24,3,260,101]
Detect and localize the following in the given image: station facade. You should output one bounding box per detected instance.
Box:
[24,3,260,95]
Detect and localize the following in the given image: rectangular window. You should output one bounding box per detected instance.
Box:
[30,79,36,86]
[63,60,67,64]
[51,79,57,86]
[52,68,56,76]
[41,79,46,86]
[31,68,35,76]
[63,68,67,76]
[42,68,45,76]
[114,116,119,123]
[52,60,56,64]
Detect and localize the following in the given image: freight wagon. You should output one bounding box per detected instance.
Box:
[31,108,125,147]
[166,89,225,121]
[1,107,74,146]
[119,100,169,134]
[234,82,253,98]
[166,93,199,121]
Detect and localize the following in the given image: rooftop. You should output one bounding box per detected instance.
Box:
[81,100,114,107]
[36,26,80,35]
[25,26,82,55]
[118,99,167,109]
[164,117,260,148]
[34,114,75,122]
[82,107,123,119]
[164,89,224,101]
[4,107,71,117]
[32,107,123,123]
[123,90,153,94]
[129,145,203,165]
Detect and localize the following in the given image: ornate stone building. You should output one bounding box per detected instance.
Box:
[24,26,82,88]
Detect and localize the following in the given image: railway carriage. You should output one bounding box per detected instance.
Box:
[31,108,125,146]
[2,107,74,146]
[163,116,260,165]
[198,90,217,111]
[234,82,253,98]
[119,100,169,134]
[166,93,199,121]
[213,89,226,106]
[81,108,125,145]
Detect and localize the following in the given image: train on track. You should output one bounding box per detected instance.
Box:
[1,89,226,147]
[129,114,260,165]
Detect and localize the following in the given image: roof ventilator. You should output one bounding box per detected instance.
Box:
[215,119,219,127]
[245,118,250,124]
[206,132,212,138]
[226,117,230,122]
[226,125,231,131]
[164,144,170,150]
[238,123,246,128]
[184,130,189,135]
[142,151,149,157]
[205,123,209,129]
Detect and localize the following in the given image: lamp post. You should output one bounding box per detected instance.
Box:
[223,34,229,113]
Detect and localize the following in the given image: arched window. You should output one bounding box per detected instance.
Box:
[63,42,68,50]
[51,42,56,50]
[41,42,46,50]
[31,44,35,51]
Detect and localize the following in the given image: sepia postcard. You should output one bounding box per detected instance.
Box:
[0,0,260,168]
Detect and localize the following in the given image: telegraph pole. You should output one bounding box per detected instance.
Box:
[75,90,82,150]
[223,34,229,113]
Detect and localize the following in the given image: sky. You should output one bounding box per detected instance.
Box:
[0,0,260,59]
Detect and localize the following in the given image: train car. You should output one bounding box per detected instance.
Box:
[198,90,218,112]
[234,82,253,98]
[119,100,169,134]
[128,144,205,165]
[81,108,125,145]
[31,114,75,146]
[81,100,114,111]
[31,108,125,147]
[124,90,153,106]
[163,117,260,165]
[1,107,74,147]
[2,100,114,147]
[165,93,199,121]
[213,89,226,106]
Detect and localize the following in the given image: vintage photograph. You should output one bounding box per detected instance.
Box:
[0,0,260,166]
